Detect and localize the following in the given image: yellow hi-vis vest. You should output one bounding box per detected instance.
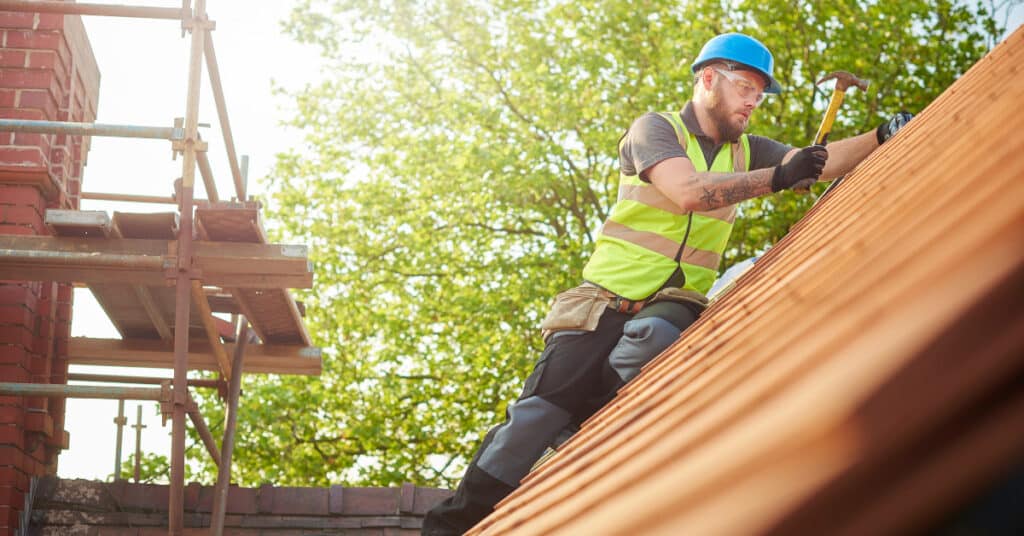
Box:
[582,112,750,300]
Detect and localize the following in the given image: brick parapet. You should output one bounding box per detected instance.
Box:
[28,478,455,534]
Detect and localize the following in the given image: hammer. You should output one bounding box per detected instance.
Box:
[793,70,869,193]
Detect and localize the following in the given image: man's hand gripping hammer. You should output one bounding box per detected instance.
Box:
[793,70,869,193]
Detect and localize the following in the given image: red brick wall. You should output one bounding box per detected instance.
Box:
[0,8,99,534]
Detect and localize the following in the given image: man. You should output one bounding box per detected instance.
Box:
[422,32,911,535]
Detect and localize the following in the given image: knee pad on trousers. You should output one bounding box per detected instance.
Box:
[608,316,681,382]
[476,396,571,487]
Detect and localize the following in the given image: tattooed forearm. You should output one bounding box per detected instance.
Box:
[700,186,719,208]
[648,158,777,213]
[722,181,759,204]
[689,168,774,211]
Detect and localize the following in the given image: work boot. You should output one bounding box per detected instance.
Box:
[421,463,515,535]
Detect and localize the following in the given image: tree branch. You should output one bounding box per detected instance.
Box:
[462,221,546,237]
[428,17,596,233]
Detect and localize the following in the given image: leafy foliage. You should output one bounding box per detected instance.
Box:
[194,0,1013,488]
[111,452,195,484]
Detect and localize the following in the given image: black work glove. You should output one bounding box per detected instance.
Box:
[876,111,914,144]
[772,145,828,192]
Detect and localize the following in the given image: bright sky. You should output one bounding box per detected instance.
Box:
[59,1,322,481]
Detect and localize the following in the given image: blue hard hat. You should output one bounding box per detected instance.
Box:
[691,33,783,94]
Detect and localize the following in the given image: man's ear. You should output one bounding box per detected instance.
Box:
[700,66,714,89]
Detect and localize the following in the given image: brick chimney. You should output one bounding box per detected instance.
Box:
[0,9,100,533]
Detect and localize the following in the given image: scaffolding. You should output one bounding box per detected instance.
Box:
[0,1,319,534]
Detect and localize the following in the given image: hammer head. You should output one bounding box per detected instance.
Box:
[817,70,869,93]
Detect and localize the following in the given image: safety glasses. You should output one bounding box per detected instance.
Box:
[713,67,767,106]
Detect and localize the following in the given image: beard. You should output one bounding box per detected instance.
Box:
[706,81,748,141]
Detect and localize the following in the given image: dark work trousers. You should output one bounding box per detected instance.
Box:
[422,301,699,535]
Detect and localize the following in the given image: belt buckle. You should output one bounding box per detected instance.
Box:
[612,296,640,314]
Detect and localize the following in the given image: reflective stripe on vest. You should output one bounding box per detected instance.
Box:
[581,111,750,299]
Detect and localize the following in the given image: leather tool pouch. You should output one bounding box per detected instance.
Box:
[539,284,611,342]
[647,287,709,313]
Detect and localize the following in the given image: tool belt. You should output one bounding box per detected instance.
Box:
[539,284,611,341]
[539,283,708,341]
[602,290,647,314]
[647,286,709,312]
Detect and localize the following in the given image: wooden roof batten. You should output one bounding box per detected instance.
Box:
[0,1,321,533]
[469,25,1024,536]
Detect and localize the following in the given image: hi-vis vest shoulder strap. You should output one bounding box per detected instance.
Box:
[581,111,750,300]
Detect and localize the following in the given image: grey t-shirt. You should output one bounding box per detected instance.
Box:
[620,103,792,181]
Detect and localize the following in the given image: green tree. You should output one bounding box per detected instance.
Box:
[199,0,1014,488]
[111,452,197,484]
